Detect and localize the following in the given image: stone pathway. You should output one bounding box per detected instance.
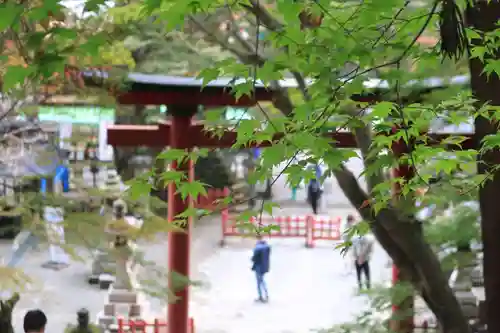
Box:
[1,206,394,333]
[1,159,394,333]
[0,212,223,333]
[190,227,391,333]
[184,204,393,333]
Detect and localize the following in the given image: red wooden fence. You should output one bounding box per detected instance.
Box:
[193,187,230,211]
[117,318,195,333]
[220,209,341,247]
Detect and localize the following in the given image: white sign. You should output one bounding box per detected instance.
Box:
[99,121,114,161]
[59,123,73,150]
[44,207,69,265]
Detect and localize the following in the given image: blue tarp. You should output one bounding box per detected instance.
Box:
[40,165,69,193]
[253,148,260,160]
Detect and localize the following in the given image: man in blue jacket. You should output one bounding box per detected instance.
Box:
[251,235,271,303]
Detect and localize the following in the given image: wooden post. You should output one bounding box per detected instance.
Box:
[166,105,196,333]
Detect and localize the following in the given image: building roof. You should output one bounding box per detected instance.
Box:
[80,70,276,106]
[81,70,273,89]
[81,69,471,95]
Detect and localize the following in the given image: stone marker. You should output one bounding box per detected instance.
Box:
[43,206,70,270]
[451,252,479,320]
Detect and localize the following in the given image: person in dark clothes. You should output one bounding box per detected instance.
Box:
[307,178,321,214]
[24,309,47,333]
[251,235,271,303]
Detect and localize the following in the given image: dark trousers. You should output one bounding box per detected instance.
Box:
[255,271,268,301]
[355,260,371,289]
[309,193,319,214]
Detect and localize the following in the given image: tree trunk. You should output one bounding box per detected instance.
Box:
[334,123,470,333]
[333,165,469,333]
[466,2,500,332]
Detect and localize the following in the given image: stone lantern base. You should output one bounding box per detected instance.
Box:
[96,285,149,333]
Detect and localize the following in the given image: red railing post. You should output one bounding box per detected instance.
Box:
[154,318,160,333]
[335,217,341,240]
[305,215,313,248]
[190,318,195,333]
[118,318,124,333]
[195,192,201,209]
[218,187,229,212]
[220,208,229,246]
[207,190,213,208]
[131,319,136,333]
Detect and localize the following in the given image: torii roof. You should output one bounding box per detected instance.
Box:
[80,70,276,106]
[103,72,476,149]
[80,67,471,105]
[81,71,275,88]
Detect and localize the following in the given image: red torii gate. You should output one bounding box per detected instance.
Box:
[82,70,474,333]
[82,71,300,333]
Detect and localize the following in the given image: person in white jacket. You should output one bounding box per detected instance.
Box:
[352,232,374,290]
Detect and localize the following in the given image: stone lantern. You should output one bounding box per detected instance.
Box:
[88,198,133,289]
[107,200,132,289]
[97,200,144,332]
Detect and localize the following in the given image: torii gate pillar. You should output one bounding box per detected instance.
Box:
[166,105,196,333]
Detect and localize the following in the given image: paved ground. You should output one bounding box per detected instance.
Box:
[2,206,390,333]
[1,158,395,333]
[191,223,391,333]
[253,155,367,210]
[1,213,223,333]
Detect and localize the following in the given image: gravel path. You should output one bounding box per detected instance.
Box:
[188,206,391,333]
[0,158,394,333]
[0,213,223,333]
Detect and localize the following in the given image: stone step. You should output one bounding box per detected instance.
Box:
[97,314,115,327]
[104,303,142,318]
[129,303,142,317]
[108,289,138,304]
[104,303,115,316]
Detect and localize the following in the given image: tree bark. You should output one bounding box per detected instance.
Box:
[466,2,500,332]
